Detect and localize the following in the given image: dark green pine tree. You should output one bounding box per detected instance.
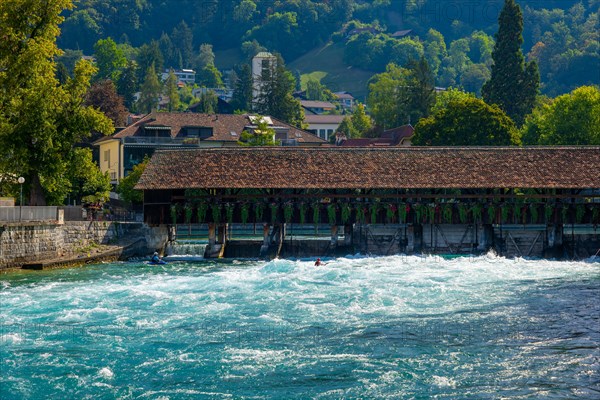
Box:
[482,0,539,126]
[408,57,436,123]
[230,64,253,112]
[117,60,139,110]
[255,54,305,127]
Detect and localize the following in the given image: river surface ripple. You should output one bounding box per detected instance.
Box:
[1,255,599,399]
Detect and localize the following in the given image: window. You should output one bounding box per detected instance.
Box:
[199,127,213,139]
[186,128,200,137]
[319,129,327,139]
[110,172,117,180]
[103,150,110,165]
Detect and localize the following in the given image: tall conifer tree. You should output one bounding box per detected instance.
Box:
[482,0,539,126]
[255,54,304,127]
[138,65,161,113]
[231,64,253,112]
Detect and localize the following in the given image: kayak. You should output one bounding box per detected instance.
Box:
[148,260,167,265]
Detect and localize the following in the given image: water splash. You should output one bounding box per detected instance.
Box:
[0,256,598,399]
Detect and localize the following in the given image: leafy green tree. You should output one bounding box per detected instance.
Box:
[231,64,253,112]
[56,49,83,76]
[389,38,425,68]
[407,58,436,120]
[68,148,111,206]
[306,80,335,101]
[117,60,139,110]
[430,88,475,115]
[368,64,412,129]
[164,69,180,111]
[58,9,101,52]
[238,117,277,146]
[350,103,372,136]
[158,32,176,69]
[522,86,600,145]
[195,90,218,114]
[368,59,435,129]
[137,65,161,113]
[336,116,358,139]
[240,39,266,61]
[0,0,112,205]
[93,37,126,81]
[56,62,70,84]
[171,20,193,67]
[255,54,305,127]
[234,0,257,23]
[117,156,148,204]
[247,12,299,59]
[413,97,520,146]
[136,40,163,83]
[424,29,447,78]
[482,0,540,126]
[196,43,215,70]
[460,64,490,95]
[197,64,223,88]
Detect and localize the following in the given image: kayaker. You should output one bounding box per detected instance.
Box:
[314,258,326,266]
[151,252,160,263]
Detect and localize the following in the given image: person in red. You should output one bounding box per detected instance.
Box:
[314,258,326,266]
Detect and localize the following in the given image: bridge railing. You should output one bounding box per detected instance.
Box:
[0,206,59,222]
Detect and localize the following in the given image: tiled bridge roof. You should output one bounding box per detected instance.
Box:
[136,147,600,190]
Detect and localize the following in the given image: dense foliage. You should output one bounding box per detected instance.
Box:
[521,86,600,145]
[55,1,598,97]
[116,156,148,204]
[0,0,112,205]
[413,97,520,146]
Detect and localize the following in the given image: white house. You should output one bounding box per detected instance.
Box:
[161,69,196,85]
[304,114,346,141]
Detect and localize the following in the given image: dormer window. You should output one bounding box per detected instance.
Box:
[199,127,213,139]
[143,125,171,137]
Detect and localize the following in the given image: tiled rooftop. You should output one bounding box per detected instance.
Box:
[105,112,324,143]
[136,147,600,190]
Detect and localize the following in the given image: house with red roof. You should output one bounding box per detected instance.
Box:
[94,112,325,183]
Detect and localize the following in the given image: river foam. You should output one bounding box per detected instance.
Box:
[1,255,598,398]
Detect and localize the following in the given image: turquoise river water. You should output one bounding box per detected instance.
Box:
[1,255,599,399]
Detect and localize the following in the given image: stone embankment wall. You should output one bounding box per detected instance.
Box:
[0,221,168,269]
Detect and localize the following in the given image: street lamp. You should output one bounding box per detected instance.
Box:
[18,177,24,221]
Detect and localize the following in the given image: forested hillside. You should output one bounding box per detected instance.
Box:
[57,0,598,96]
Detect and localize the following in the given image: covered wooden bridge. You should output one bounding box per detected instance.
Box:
[136,147,600,258]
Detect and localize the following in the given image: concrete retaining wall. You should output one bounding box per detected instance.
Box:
[0,221,167,269]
